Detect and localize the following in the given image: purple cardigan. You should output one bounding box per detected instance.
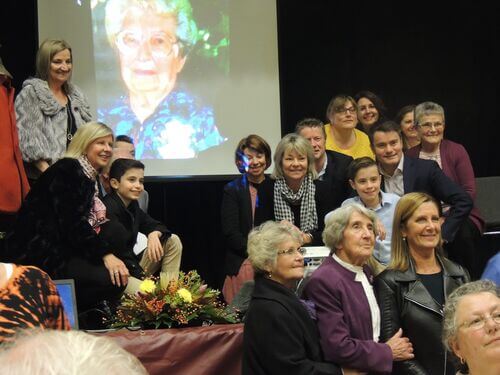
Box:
[303,256,393,374]
[407,139,484,232]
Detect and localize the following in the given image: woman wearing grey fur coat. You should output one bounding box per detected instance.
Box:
[15,39,91,183]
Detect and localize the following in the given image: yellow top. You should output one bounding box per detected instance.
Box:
[324,124,375,160]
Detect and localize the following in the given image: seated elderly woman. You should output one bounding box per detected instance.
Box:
[0,263,69,343]
[243,221,342,375]
[221,134,272,303]
[406,101,484,279]
[442,280,500,375]
[375,192,470,375]
[303,204,414,373]
[259,133,334,246]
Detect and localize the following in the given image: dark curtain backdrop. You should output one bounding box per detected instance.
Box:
[1,1,498,288]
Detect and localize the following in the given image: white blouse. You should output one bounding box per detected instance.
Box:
[332,253,381,341]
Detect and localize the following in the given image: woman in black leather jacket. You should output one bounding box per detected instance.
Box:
[375,192,470,375]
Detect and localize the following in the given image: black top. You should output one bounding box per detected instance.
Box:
[243,276,342,375]
[417,271,445,307]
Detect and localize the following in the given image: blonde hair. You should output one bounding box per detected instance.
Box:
[247,221,302,274]
[36,39,72,88]
[272,133,317,180]
[65,122,114,159]
[388,192,443,271]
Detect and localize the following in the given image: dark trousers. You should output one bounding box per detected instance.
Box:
[65,257,125,312]
[445,218,482,280]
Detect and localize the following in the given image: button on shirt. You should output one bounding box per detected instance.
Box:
[332,253,381,342]
[342,191,400,264]
[380,155,405,197]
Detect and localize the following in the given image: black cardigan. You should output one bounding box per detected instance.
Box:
[243,276,342,375]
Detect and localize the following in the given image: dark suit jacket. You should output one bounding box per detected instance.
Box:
[243,276,342,375]
[303,256,393,374]
[322,150,354,209]
[221,175,271,275]
[382,155,473,242]
[258,178,335,245]
[406,139,484,233]
[100,192,169,279]
[375,256,470,375]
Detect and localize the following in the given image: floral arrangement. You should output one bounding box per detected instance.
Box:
[110,270,239,329]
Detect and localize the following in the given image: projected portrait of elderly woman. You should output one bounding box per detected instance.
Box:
[96,0,226,159]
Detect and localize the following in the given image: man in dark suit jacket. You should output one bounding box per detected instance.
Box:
[296,118,353,209]
[369,121,472,243]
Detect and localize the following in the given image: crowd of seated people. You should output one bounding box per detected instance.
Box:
[2,37,499,374]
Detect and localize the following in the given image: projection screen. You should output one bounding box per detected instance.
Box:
[37,0,281,177]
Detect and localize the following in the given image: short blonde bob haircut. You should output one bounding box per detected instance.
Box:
[271,133,317,180]
[388,192,444,272]
[65,122,114,159]
[36,39,72,88]
[247,220,302,275]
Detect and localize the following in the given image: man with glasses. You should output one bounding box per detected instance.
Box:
[369,120,472,249]
[324,94,375,159]
[97,0,226,159]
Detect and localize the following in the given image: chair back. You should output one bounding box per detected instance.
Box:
[475,176,500,234]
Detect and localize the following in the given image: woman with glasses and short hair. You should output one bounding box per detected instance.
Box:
[303,204,413,374]
[100,0,225,159]
[324,95,375,159]
[243,221,343,375]
[375,192,470,375]
[442,280,500,375]
[406,101,484,279]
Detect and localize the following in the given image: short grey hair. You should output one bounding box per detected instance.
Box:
[272,133,317,180]
[323,203,378,252]
[247,220,302,274]
[414,101,445,126]
[0,329,147,374]
[442,280,500,352]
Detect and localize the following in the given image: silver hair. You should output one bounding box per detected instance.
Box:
[442,280,500,352]
[0,329,147,375]
[323,203,378,252]
[247,220,303,274]
[414,101,445,126]
[271,133,317,180]
[105,0,198,54]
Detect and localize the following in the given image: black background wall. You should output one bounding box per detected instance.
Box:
[1,1,498,288]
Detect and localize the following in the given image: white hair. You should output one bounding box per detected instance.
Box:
[0,329,147,375]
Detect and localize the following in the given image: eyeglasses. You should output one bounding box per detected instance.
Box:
[459,311,500,330]
[277,247,307,256]
[418,122,444,130]
[336,107,357,115]
[115,30,180,58]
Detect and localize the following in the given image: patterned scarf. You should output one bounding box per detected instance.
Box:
[273,174,317,233]
[77,155,108,233]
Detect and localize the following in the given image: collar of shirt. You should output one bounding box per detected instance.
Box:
[317,154,328,180]
[379,154,404,178]
[332,253,365,282]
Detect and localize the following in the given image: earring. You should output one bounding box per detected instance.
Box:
[267,271,272,279]
[402,236,407,242]
[458,356,465,365]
